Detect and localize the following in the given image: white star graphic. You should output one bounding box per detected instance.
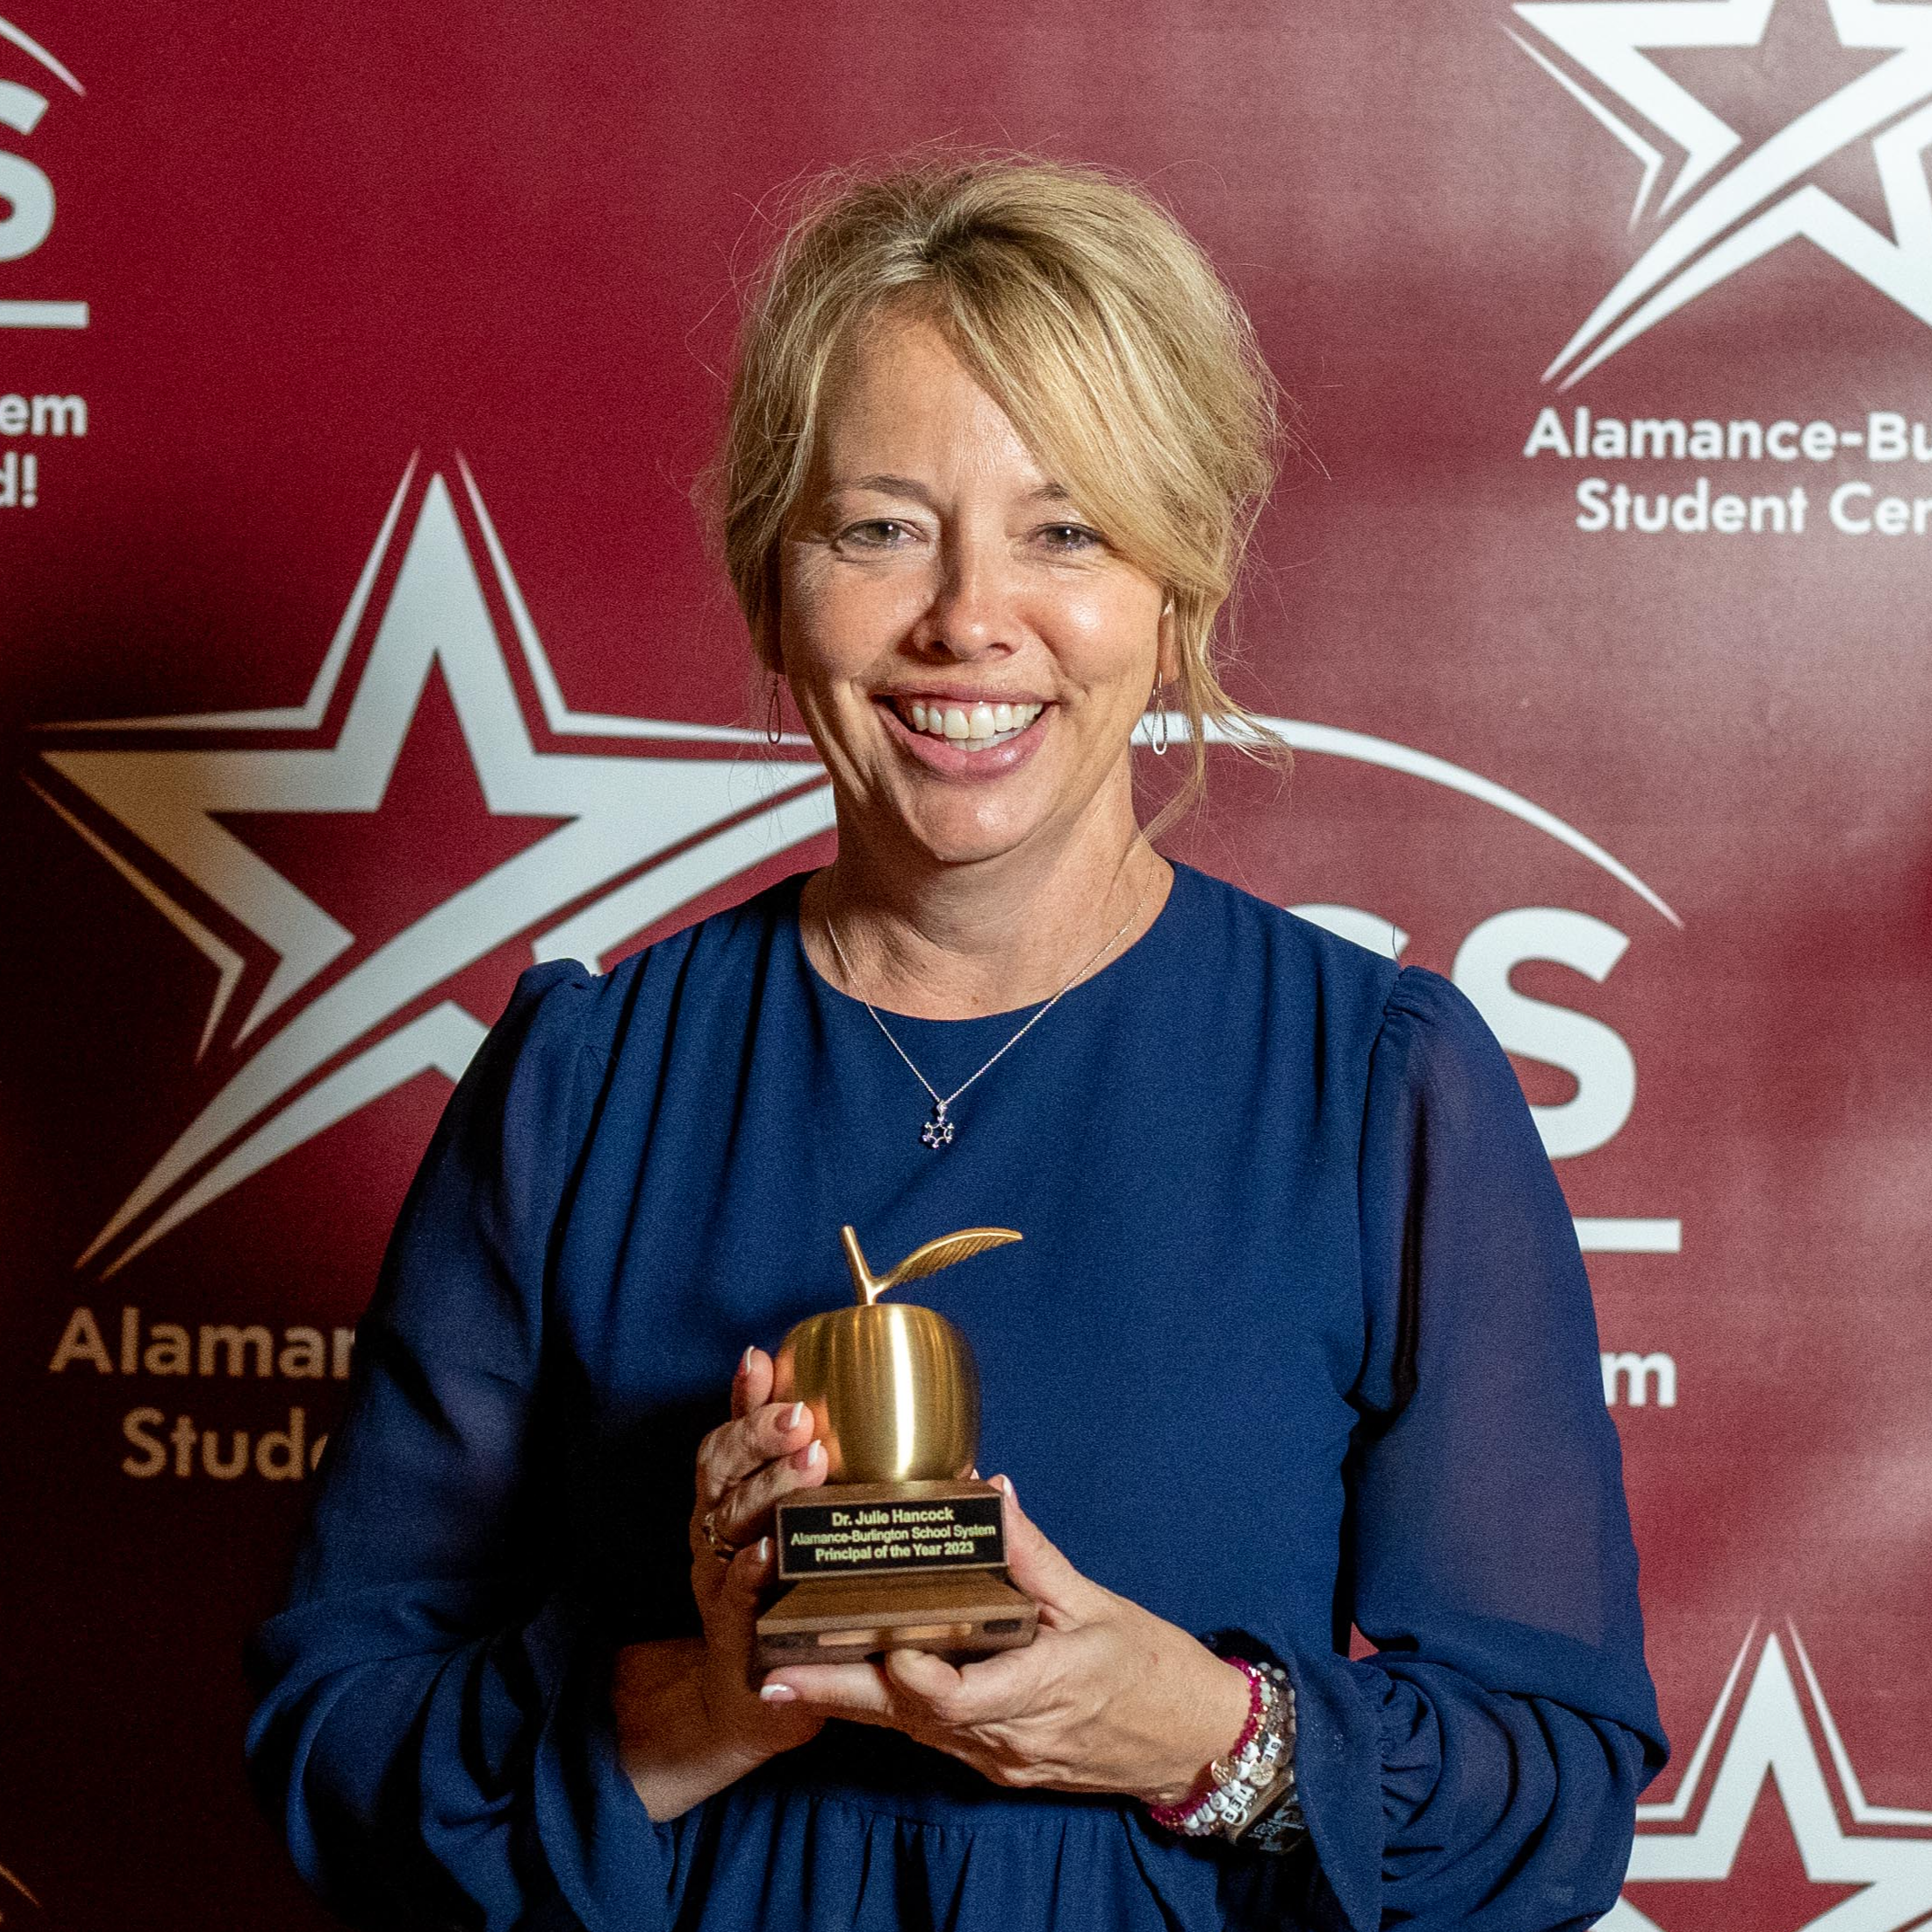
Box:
[29,457,835,1276]
[1511,0,1932,385]
[1600,1626,1932,1932]
[27,462,1682,1276]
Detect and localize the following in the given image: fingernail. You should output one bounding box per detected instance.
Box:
[791,1440,822,1471]
[759,1683,797,1703]
[756,1536,770,1564]
[784,1402,805,1429]
[994,1474,1015,1500]
[739,1347,754,1376]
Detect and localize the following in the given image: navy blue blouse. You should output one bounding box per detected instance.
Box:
[247,864,1665,1932]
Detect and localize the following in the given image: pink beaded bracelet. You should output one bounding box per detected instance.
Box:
[1148,1658,1266,1831]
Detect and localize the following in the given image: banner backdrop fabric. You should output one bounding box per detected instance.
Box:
[4,4,1929,1927]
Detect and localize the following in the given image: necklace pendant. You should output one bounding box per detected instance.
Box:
[920,1103,956,1149]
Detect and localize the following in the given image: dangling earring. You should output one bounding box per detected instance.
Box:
[1147,596,1174,757]
[765,677,784,747]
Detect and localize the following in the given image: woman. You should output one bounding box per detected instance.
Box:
[248,158,1665,1932]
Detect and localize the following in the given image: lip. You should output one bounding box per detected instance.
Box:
[875,694,1049,779]
[877,687,1050,709]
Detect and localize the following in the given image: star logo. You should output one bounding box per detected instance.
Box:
[27,457,834,1276]
[1600,1625,1932,1932]
[1510,0,1932,385]
[26,459,1678,1275]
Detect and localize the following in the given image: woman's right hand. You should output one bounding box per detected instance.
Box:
[611,1345,830,1818]
[685,1344,832,1757]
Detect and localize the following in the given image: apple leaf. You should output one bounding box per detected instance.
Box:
[876,1227,1024,1298]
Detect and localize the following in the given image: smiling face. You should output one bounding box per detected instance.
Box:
[776,309,1171,874]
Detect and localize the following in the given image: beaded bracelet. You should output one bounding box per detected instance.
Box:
[1231,1662,1306,1848]
[1148,1658,1304,1848]
[1147,1659,1265,1832]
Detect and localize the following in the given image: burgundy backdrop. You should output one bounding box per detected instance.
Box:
[4,4,1930,1928]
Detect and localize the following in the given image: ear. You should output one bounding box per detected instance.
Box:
[759,553,786,671]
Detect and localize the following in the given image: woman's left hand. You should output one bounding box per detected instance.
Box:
[758,1476,1253,1804]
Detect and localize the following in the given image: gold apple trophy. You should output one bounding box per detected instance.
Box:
[754,1224,1040,1669]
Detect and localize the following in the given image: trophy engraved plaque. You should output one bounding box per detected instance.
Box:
[754,1224,1040,1669]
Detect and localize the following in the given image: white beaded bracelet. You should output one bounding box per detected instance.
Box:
[1224,1662,1307,1849]
[1149,1659,1305,1848]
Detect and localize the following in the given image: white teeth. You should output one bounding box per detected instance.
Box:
[898,698,1043,743]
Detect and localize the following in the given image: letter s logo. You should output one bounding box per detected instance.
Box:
[0,80,55,262]
[1452,908,1637,1160]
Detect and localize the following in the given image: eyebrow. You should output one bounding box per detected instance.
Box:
[834,474,933,502]
[829,474,1077,505]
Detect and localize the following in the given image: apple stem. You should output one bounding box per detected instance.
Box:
[840,1225,881,1306]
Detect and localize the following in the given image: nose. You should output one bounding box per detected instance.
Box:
[913,526,1016,661]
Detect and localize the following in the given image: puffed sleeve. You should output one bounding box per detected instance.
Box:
[244,961,675,1932]
[1283,967,1667,1932]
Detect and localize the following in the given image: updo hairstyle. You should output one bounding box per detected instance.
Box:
[713,154,1288,816]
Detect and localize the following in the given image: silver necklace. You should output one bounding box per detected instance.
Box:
[821,865,1157,1149]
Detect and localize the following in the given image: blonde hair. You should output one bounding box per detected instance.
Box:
[713,153,1289,823]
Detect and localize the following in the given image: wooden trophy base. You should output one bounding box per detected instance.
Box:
[756,1569,1037,1668]
[754,1478,1038,1669]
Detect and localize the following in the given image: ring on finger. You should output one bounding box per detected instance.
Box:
[700,1508,740,1563]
